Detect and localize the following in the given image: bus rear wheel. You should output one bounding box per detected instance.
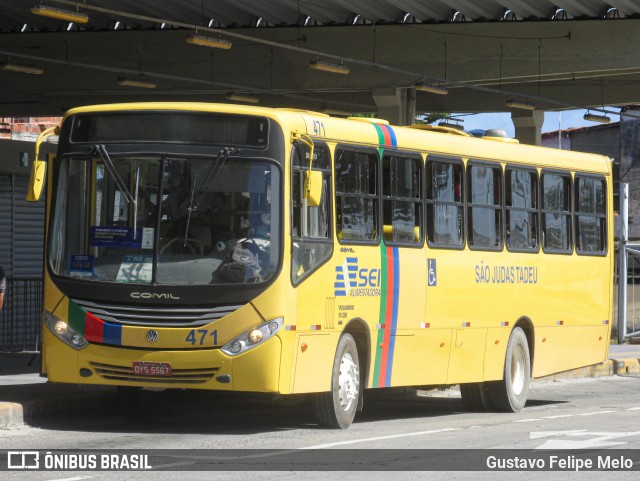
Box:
[460,382,491,412]
[313,333,360,429]
[487,327,531,412]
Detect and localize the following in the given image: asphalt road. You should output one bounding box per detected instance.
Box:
[1,374,639,480]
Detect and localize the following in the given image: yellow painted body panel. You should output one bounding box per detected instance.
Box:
[293,334,335,393]
[447,328,488,384]
[40,102,613,397]
[413,330,453,385]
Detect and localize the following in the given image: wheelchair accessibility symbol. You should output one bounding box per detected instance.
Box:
[428,259,437,286]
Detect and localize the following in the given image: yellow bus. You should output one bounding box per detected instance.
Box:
[28,103,613,428]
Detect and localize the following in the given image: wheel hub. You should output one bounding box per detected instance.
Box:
[511,345,526,395]
[338,352,360,411]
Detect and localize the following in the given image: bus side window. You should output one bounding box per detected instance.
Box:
[575,175,607,255]
[541,171,572,254]
[335,148,379,243]
[382,154,422,244]
[426,157,464,248]
[291,142,333,284]
[467,162,503,250]
[506,167,538,252]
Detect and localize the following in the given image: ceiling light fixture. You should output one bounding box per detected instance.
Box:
[415,83,448,95]
[185,34,232,50]
[225,93,259,104]
[583,111,611,123]
[309,59,350,75]
[1,62,44,75]
[31,4,89,24]
[117,76,156,89]
[505,99,536,111]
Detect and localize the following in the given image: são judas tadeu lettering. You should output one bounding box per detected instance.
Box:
[475,264,538,285]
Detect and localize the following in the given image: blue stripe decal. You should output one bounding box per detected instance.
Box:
[103,322,122,345]
[385,124,398,146]
[385,246,400,387]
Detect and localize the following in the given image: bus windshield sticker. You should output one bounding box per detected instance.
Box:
[89,226,143,248]
[68,254,94,277]
[116,255,153,283]
[141,227,154,249]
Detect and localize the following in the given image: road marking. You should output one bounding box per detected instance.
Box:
[304,428,462,449]
[532,430,640,449]
[513,418,541,423]
[530,430,587,439]
[541,414,575,419]
[150,461,197,469]
[45,477,93,481]
[627,407,640,411]
[577,410,617,416]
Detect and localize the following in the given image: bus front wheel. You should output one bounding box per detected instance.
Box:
[313,333,360,429]
[487,327,531,412]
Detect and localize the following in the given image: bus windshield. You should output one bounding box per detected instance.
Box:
[49,153,280,286]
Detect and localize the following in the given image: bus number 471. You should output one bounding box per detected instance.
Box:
[185,329,218,346]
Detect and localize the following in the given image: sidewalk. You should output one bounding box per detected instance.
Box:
[1,346,639,427]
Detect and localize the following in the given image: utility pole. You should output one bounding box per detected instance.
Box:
[618,182,628,344]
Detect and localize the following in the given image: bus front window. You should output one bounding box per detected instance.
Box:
[50,155,280,286]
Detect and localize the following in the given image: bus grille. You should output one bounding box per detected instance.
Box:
[72,298,243,327]
[89,361,218,384]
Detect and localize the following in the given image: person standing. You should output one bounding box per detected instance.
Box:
[0,266,5,310]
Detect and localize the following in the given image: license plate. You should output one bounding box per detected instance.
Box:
[132,361,172,377]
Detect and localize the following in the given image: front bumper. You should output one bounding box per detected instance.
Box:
[43,328,282,393]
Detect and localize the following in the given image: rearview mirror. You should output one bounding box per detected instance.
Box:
[26,126,58,202]
[26,159,46,201]
[304,170,323,207]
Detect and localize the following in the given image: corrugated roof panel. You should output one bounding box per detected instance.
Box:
[386,0,453,22]
[3,0,640,32]
[445,0,505,20]
[329,0,406,23]
[553,0,604,17]
[495,0,556,19]
[296,2,354,24]
[608,0,640,16]
[233,0,302,26]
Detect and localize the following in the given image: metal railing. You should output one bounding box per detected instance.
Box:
[0,278,43,352]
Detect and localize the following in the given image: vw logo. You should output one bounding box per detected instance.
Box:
[146,330,159,343]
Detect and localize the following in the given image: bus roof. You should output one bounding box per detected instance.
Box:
[63,102,612,176]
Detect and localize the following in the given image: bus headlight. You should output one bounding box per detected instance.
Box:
[221,317,283,357]
[45,310,88,350]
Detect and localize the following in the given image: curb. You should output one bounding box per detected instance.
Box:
[610,357,640,375]
[1,390,115,427]
[538,357,640,381]
[0,402,25,426]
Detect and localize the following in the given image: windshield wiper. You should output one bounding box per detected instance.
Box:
[183,147,238,247]
[93,144,139,239]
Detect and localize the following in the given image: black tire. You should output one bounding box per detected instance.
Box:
[460,382,491,412]
[486,327,531,412]
[313,334,360,429]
